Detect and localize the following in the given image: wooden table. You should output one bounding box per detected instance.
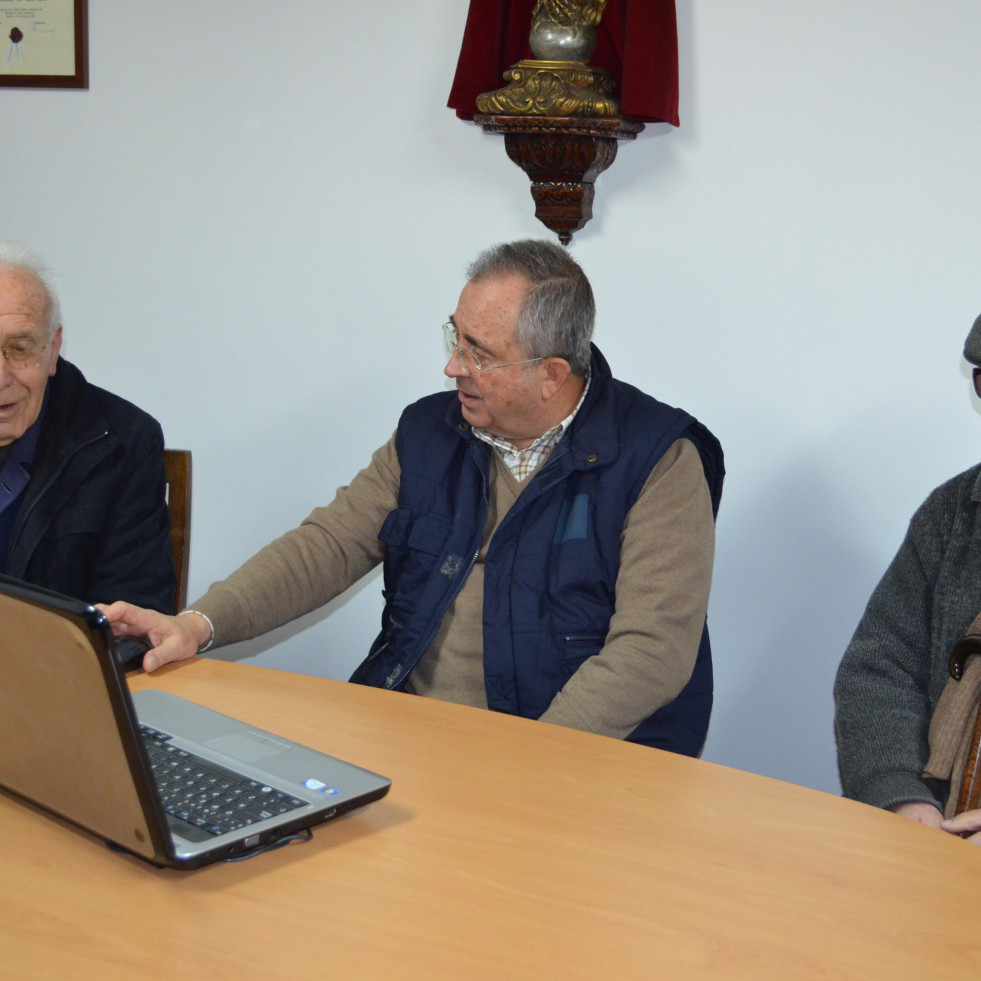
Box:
[3,658,981,979]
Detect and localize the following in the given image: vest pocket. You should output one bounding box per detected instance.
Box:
[378,506,450,556]
[559,633,605,677]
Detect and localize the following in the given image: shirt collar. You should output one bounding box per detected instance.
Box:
[472,372,591,480]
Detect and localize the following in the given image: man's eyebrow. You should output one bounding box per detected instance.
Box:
[448,315,479,346]
[452,322,494,356]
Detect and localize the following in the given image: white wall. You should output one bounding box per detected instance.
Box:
[5,0,981,795]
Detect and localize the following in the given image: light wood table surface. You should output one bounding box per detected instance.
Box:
[3,657,981,979]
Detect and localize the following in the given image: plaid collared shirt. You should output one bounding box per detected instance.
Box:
[472,374,591,482]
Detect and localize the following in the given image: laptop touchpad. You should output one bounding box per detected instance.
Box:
[207,731,292,763]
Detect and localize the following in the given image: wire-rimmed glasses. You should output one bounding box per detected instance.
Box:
[0,335,48,369]
[442,321,544,374]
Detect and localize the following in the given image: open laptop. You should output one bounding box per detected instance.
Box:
[0,575,391,869]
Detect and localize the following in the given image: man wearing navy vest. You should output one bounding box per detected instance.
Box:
[106,241,724,755]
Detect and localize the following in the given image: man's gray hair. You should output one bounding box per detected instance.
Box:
[0,240,61,337]
[467,240,594,376]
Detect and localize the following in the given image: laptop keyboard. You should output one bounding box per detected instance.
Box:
[140,724,307,840]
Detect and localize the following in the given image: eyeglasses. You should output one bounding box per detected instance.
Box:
[442,322,544,374]
[1,335,47,369]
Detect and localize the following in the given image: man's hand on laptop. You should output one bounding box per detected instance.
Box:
[96,603,212,673]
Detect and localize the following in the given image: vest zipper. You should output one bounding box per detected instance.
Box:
[396,452,490,688]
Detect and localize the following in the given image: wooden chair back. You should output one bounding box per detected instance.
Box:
[162,449,192,615]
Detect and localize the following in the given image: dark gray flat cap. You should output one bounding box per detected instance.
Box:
[965,314,981,367]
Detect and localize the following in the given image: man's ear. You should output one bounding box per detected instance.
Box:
[540,357,572,401]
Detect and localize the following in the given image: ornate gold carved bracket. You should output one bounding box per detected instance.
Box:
[471,3,644,244]
[474,112,643,245]
[476,60,619,117]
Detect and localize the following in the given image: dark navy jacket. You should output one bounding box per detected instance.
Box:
[351,345,724,755]
[4,358,175,613]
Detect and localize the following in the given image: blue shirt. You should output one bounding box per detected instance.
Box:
[0,389,49,573]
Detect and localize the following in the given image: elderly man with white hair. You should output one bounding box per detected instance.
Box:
[0,241,174,623]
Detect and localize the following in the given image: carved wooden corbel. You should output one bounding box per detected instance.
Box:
[472,1,644,244]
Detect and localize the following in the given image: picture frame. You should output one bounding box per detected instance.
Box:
[0,0,88,89]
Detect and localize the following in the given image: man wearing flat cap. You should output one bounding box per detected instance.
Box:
[835,314,981,843]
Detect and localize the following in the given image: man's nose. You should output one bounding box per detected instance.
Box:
[443,349,468,380]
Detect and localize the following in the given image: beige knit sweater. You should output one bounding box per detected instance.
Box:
[191,434,714,741]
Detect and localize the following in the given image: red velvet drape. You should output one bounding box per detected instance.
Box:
[447,0,679,126]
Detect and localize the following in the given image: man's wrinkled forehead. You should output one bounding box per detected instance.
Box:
[0,265,50,336]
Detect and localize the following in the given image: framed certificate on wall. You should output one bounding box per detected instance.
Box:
[0,0,87,88]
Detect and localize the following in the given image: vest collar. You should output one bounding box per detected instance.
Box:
[445,343,621,473]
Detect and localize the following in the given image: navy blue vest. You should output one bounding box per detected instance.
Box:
[351,346,724,755]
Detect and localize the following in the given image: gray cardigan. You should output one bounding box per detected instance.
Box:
[835,463,981,811]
